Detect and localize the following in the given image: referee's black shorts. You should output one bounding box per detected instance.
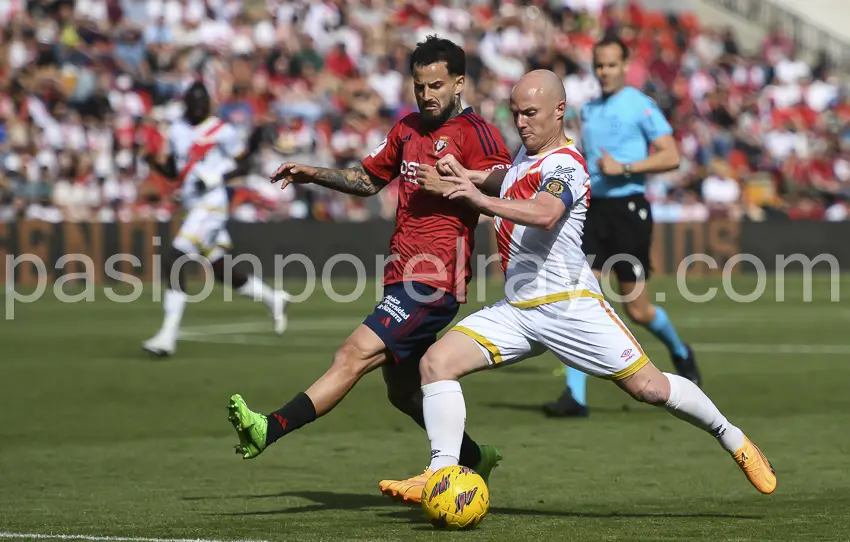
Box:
[582,194,653,283]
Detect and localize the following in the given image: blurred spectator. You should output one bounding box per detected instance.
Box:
[0,0,847,224]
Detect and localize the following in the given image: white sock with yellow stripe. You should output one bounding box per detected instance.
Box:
[663,372,745,453]
[423,380,465,471]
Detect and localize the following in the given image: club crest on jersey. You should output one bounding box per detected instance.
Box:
[434,136,450,154]
[543,180,565,196]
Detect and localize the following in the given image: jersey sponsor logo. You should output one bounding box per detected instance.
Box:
[454,487,479,514]
[550,165,576,183]
[369,137,388,158]
[542,180,565,196]
[376,294,410,322]
[400,159,420,185]
[435,136,450,154]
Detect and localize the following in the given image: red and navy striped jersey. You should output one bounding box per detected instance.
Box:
[361,108,512,302]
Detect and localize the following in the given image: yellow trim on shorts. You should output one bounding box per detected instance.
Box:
[177,233,205,248]
[508,289,603,309]
[451,326,503,364]
[176,234,232,256]
[604,354,650,381]
[198,205,228,213]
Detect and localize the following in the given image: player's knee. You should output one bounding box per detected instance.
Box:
[626,376,668,405]
[419,348,457,384]
[617,364,670,405]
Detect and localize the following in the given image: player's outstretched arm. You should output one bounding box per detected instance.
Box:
[442,174,566,231]
[270,162,388,196]
[475,192,566,231]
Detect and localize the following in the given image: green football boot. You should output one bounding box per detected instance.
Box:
[227,394,268,459]
[473,444,503,486]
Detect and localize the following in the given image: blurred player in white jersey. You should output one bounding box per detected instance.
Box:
[142,81,290,356]
[381,70,776,502]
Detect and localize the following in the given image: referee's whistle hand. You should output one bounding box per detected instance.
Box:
[598,148,625,176]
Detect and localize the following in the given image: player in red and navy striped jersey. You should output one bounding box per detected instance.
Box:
[225,37,513,497]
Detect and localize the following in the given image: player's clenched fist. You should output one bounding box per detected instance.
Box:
[270,162,318,189]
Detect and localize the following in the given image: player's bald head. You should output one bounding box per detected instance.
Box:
[510,70,567,154]
[511,70,566,107]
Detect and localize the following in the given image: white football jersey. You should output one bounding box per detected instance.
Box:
[168,116,244,209]
[495,142,600,307]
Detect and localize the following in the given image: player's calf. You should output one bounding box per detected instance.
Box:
[622,299,654,326]
[616,363,776,493]
[304,326,388,415]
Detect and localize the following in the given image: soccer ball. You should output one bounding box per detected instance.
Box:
[421,466,490,530]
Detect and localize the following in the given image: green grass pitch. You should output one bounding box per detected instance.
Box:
[1,274,849,541]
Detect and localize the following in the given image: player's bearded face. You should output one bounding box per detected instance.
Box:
[412,62,465,126]
[593,45,627,95]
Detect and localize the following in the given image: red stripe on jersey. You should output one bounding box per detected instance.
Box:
[177,119,226,184]
[496,169,541,272]
[554,146,589,175]
[526,146,589,176]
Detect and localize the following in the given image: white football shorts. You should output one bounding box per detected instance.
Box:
[451,291,649,380]
[172,187,232,262]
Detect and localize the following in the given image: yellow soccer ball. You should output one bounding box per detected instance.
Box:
[421,465,490,530]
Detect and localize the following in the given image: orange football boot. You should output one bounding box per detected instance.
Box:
[379,469,434,504]
[732,436,777,494]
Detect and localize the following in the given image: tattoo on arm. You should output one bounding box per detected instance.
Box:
[313,163,387,196]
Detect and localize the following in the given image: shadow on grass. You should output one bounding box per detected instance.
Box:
[198,490,759,520]
[483,402,657,415]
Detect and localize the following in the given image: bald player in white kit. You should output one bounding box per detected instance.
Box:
[379,70,776,503]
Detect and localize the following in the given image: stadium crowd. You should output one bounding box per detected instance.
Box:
[1,0,849,223]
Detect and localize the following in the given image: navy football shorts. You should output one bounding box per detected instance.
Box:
[363,281,460,364]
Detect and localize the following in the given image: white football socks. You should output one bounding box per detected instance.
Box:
[663,372,745,453]
[161,288,187,339]
[237,275,275,308]
[423,380,466,471]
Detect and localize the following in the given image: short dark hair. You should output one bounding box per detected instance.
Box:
[593,35,630,61]
[409,35,465,76]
